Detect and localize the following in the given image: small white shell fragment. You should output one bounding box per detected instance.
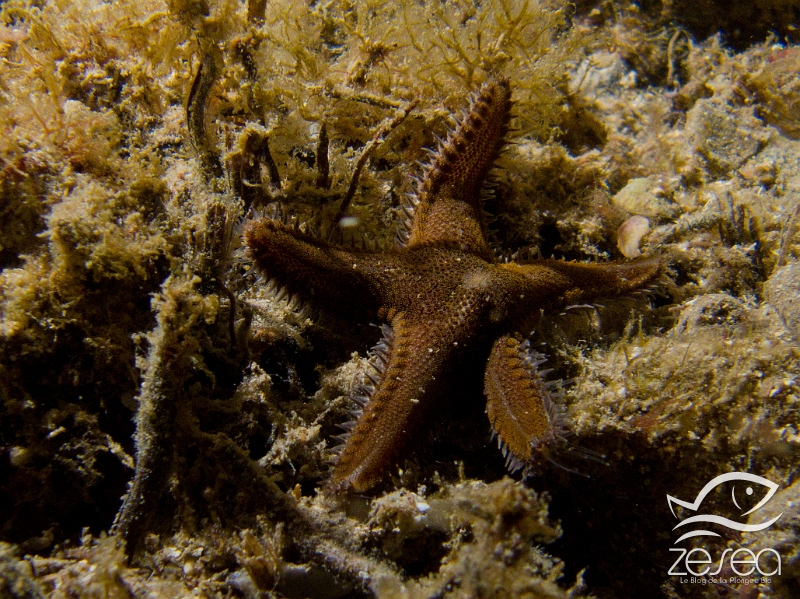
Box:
[339,216,360,228]
[617,215,650,258]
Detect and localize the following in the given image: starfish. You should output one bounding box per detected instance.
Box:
[245,79,661,492]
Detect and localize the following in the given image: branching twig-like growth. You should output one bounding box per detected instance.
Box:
[187,42,224,179]
[111,275,198,554]
[333,98,418,228]
[776,202,800,270]
[316,121,331,190]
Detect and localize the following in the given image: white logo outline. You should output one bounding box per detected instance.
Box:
[667,472,783,544]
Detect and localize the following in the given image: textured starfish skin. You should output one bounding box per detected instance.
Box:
[245,79,661,492]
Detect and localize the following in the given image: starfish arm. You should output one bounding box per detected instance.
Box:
[406,79,512,259]
[484,335,564,472]
[245,219,383,319]
[330,313,453,492]
[502,257,662,306]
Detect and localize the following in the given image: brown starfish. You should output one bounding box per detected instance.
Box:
[245,79,661,492]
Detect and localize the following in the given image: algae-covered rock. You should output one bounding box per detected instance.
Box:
[764,262,800,340]
[742,478,800,599]
[739,46,800,139]
[369,478,572,599]
[0,543,46,599]
[685,99,764,177]
[612,177,679,219]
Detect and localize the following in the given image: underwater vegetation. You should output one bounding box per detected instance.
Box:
[0,0,798,598]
